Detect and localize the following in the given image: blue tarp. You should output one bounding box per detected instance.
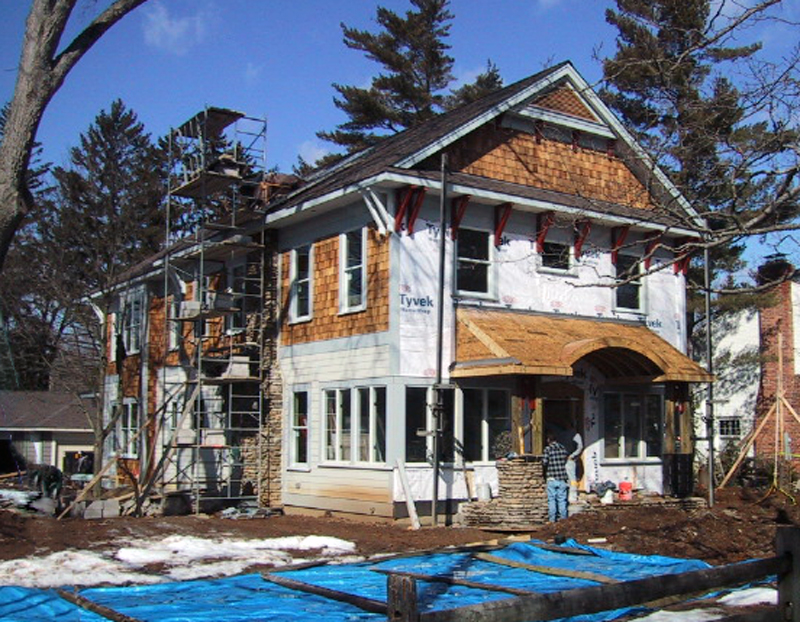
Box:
[0,541,726,621]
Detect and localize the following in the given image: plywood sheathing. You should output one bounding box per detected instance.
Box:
[280,227,390,346]
[453,307,712,383]
[445,125,653,210]
[532,84,598,121]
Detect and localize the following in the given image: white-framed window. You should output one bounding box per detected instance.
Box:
[324,388,352,461]
[290,245,313,322]
[603,392,662,460]
[456,229,493,296]
[405,387,429,463]
[292,390,310,466]
[339,228,367,313]
[719,418,742,438]
[116,400,140,458]
[356,386,386,463]
[539,240,572,272]
[168,298,180,351]
[462,388,510,462]
[615,254,644,312]
[120,289,145,354]
[404,386,456,463]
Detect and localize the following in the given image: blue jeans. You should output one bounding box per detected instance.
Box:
[547,478,569,522]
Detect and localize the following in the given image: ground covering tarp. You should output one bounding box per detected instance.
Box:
[0,540,737,621]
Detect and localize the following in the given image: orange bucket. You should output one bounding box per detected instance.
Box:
[619,480,633,501]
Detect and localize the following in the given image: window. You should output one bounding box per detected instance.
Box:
[292,391,309,466]
[719,418,742,438]
[168,299,180,351]
[463,389,511,462]
[540,241,571,271]
[325,389,352,461]
[456,229,492,295]
[604,392,662,460]
[405,387,429,462]
[340,229,366,312]
[116,401,140,457]
[356,387,386,463]
[120,290,145,354]
[615,254,643,311]
[291,245,313,321]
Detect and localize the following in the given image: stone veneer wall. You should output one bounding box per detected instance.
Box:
[461,457,548,529]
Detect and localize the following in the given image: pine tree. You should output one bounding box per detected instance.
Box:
[318,0,456,154]
[443,61,504,111]
[601,0,796,286]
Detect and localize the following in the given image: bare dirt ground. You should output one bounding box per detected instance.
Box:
[0,485,793,566]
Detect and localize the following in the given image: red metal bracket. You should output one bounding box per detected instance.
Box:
[494,203,513,245]
[606,139,616,159]
[644,232,662,270]
[572,130,580,152]
[534,121,544,145]
[394,186,426,234]
[673,238,693,275]
[611,225,630,265]
[450,195,471,240]
[536,211,555,253]
[574,219,592,259]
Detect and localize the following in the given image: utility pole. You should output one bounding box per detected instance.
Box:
[432,154,448,527]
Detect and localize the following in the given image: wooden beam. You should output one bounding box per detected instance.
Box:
[56,589,143,622]
[474,552,618,585]
[407,187,426,235]
[422,554,789,622]
[374,568,534,596]
[536,212,555,253]
[387,574,419,622]
[395,186,415,233]
[644,232,661,270]
[610,226,630,265]
[573,219,591,260]
[262,573,387,614]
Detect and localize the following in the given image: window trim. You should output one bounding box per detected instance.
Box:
[718,417,742,438]
[538,239,576,275]
[355,386,387,464]
[291,389,310,467]
[290,244,314,323]
[116,399,140,459]
[614,253,646,313]
[339,228,367,314]
[455,228,495,298]
[323,386,387,466]
[120,288,146,355]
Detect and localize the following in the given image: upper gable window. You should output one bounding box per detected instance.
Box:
[456,229,493,296]
[615,254,644,312]
[340,228,367,313]
[540,241,572,272]
[291,245,313,322]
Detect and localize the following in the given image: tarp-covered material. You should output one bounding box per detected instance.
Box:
[0,540,732,621]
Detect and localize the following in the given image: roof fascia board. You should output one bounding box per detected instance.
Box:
[0,427,93,433]
[395,64,575,169]
[511,106,615,139]
[264,168,700,238]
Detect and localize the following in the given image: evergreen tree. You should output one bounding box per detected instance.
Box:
[318,0,456,154]
[601,0,797,288]
[443,61,504,110]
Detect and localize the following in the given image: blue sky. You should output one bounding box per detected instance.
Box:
[1,1,797,200]
[2,0,623,172]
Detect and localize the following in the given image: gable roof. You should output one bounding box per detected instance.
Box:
[0,392,95,432]
[265,62,700,232]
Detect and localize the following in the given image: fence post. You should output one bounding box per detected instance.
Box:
[387,574,419,622]
[777,526,800,622]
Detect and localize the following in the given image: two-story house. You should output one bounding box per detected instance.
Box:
[102,62,710,520]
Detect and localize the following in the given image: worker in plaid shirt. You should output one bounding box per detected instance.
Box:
[543,432,570,522]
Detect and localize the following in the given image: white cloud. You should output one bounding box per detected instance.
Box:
[244,62,263,86]
[297,140,330,165]
[142,2,210,56]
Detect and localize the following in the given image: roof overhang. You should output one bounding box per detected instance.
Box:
[264,170,702,239]
[452,307,713,383]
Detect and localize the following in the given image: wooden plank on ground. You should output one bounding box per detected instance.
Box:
[474,552,618,584]
[396,459,421,530]
[373,568,534,596]
[261,572,387,614]
[56,589,143,622]
[532,543,596,557]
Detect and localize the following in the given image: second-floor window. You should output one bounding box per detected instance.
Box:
[291,245,313,322]
[540,241,571,271]
[340,228,367,312]
[456,229,492,295]
[120,289,145,354]
[116,400,140,458]
[615,254,643,312]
